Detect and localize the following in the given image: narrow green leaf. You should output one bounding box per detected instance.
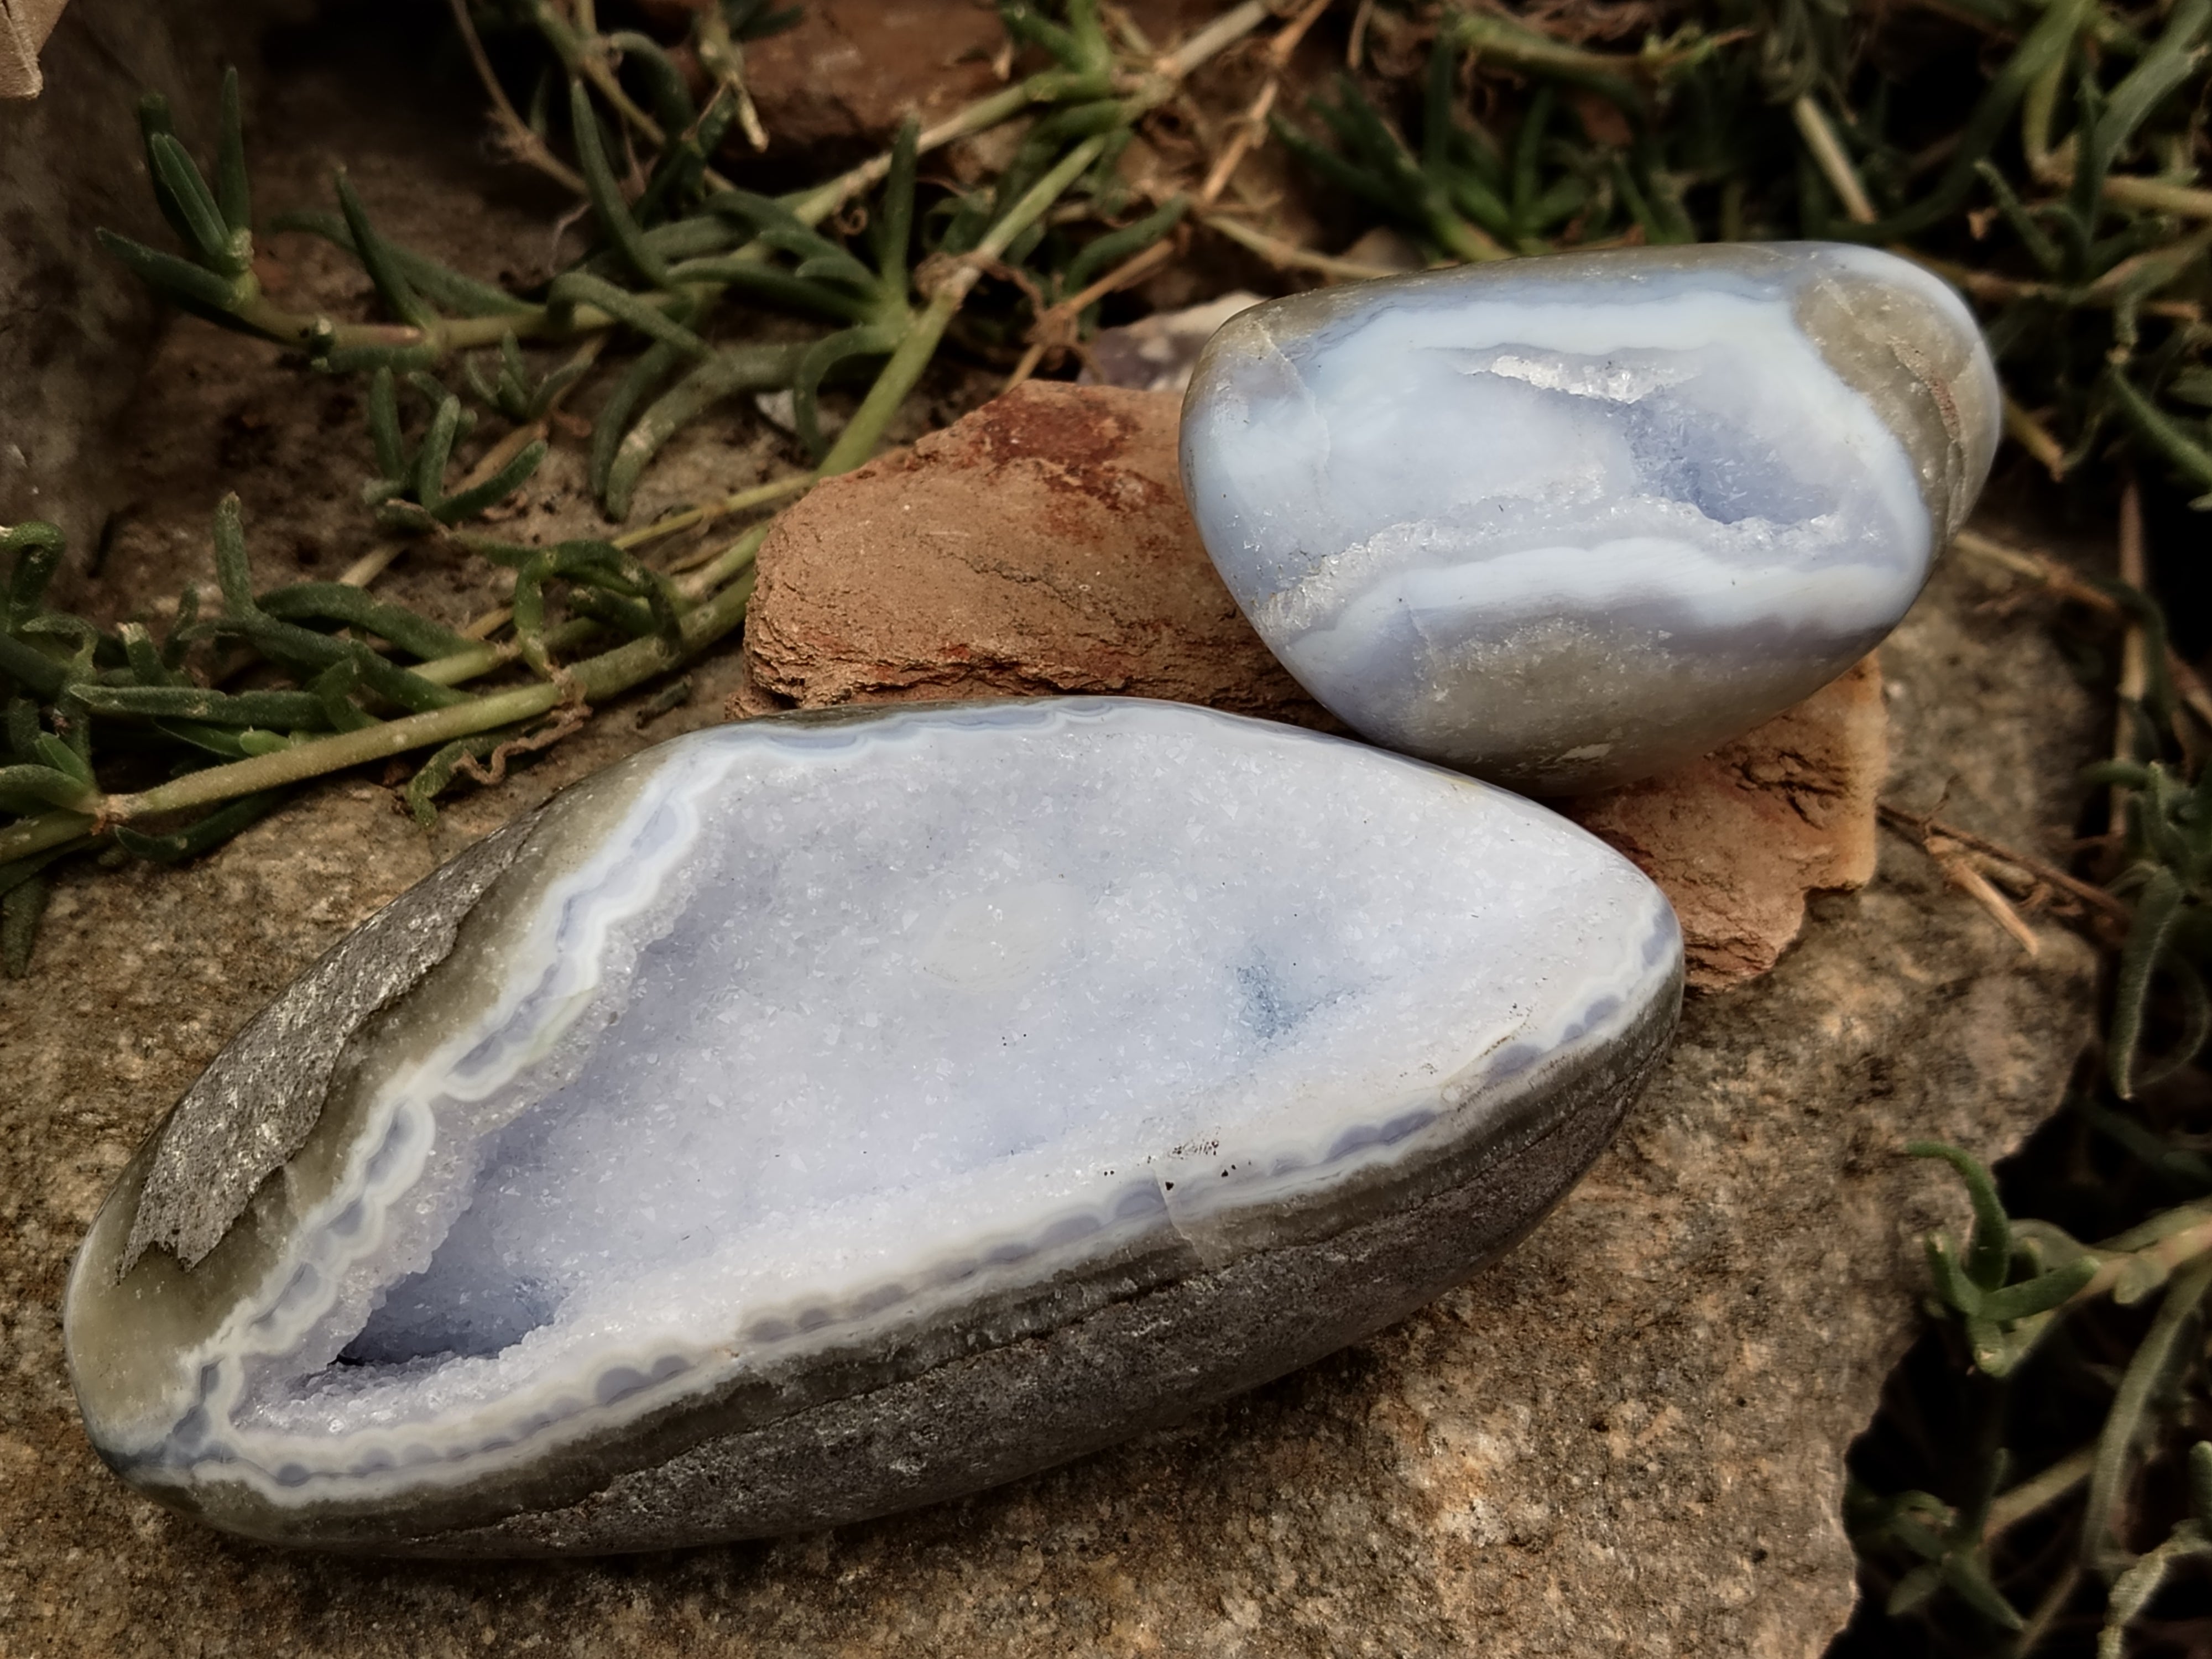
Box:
[589,334,689,502]
[1062,195,1187,299]
[1850,0,2095,241]
[1,870,50,978]
[1512,87,1554,240]
[499,332,528,395]
[0,631,70,700]
[657,257,872,321]
[218,613,465,715]
[334,171,436,331]
[405,728,514,827]
[159,580,198,668]
[211,494,257,617]
[1924,1234,1986,1317]
[1980,1258,2099,1322]
[547,272,711,357]
[32,733,90,785]
[66,684,327,728]
[411,395,463,512]
[3,520,65,627]
[272,208,536,319]
[997,1,1086,72]
[1942,1552,2025,1631]
[299,659,373,734]
[0,764,97,813]
[136,92,198,251]
[95,228,242,315]
[729,0,802,39]
[603,342,808,518]
[2075,0,2210,223]
[114,622,172,687]
[317,342,443,375]
[215,65,251,235]
[431,439,548,525]
[2112,866,2189,1097]
[1887,1561,1943,1616]
[568,80,671,289]
[112,789,287,864]
[257,584,472,659]
[148,133,246,275]
[366,368,406,481]
[604,32,696,137]
[150,718,255,760]
[527,358,591,419]
[790,324,898,459]
[3,697,35,761]
[874,117,919,296]
[1907,1142,2015,1291]
[2110,369,2212,493]
[2084,1255,2212,1570]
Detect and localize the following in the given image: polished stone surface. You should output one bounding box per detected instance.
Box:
[65,698,1681,1553]
[1179,243,1998,792]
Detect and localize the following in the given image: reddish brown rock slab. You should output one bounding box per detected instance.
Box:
[741,0,1004,155]
[739,380,1328,726]
[1566,656,1888,991]
[740,379,1886,992]
[741,0,1252,152]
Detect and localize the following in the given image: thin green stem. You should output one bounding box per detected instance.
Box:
[2083,1255,2212,1571]
[782,71,1112,226]
[613,471,815,551]
[675,523,771,597]
[0,566,758,864]
[820,135,1109,477]
[1986,1445,2099,1540]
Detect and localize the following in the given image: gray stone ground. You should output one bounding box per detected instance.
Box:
[0,552,2099,1657]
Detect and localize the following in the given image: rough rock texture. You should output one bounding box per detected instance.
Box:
[1,541,2099,1653]
[1566,656,1887,990]
[0,0,293,540]
[743,381,1888,989]
[120,816,533,1273]
[742,0,1005,155]
[739,383,1326,725]
[0,0,68,97]
[742,0,1250,154]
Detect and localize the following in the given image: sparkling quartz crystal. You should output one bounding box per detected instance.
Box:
[1179,242,2000,793]
[65,698,1681,1554]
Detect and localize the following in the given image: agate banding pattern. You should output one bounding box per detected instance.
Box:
[1178,243,1999,793]
[66,699,1681,1552]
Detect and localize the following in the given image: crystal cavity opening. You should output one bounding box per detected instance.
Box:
[278,705,1671,1427]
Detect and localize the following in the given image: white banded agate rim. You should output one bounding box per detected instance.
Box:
[66,698,1681,1554]
[1179,242,2000,793]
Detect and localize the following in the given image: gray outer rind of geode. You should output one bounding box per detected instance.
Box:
[122,818,535,1275]
[1178,242,1999,794]
[127,978,1674,1556]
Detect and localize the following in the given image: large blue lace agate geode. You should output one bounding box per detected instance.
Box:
[1179,242,1999,793]
[65,698,1681,1554]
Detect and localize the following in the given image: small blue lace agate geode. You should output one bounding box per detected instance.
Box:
[1179,243,2000,792]
[65,699,1681,1554]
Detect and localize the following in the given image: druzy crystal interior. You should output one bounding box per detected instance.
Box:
[66,698,1681,1553]
[1179,242,2000,793]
